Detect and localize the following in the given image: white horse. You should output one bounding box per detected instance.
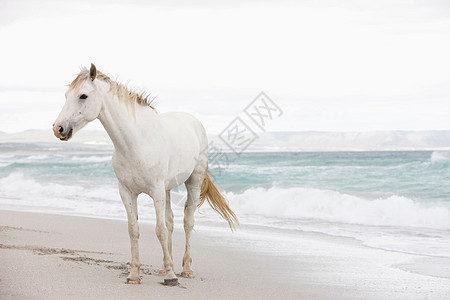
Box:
[53,64,238,286]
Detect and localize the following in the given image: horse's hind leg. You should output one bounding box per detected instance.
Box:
[159,190,174,275]
[182,171,205,278]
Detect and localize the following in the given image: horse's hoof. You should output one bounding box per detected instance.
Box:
[126,278,141,284]
[158,269,166,275]
[181,271,194,278]
[163,278,178,286]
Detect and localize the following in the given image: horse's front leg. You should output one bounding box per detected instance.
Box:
[119,183,141,284]
[151,185,177,286]
[159,190,174,275]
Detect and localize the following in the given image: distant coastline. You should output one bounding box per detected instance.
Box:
[1,129,450,152]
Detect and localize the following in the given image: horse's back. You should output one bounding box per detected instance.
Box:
[160,112,207,147]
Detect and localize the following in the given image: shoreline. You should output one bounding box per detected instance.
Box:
[2,196,449,263]
[1,209,450,299]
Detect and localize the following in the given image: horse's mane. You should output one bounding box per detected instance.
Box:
[69,68,156,110]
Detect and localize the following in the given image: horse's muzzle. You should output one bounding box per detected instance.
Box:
[53,124,73,141]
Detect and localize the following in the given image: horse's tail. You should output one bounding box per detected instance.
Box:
[198,172,239,231]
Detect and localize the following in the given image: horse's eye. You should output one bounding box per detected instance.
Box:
[80,94,88,100]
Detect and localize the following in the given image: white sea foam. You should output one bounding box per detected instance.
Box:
[0,173,124,218]
[25,155,50,160]
[223,186,450,257]
[70,156,112,163]
[430,151,450,165]
[225,186,450,230]
[0,154,62,164]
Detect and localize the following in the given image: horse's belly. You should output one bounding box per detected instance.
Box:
[166,171,192,190]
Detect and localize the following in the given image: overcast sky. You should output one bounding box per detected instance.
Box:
[1,0,449,134]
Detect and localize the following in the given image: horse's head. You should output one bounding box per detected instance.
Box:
[53,64,103,141]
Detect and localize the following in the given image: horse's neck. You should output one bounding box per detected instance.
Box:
[97,92,157,155]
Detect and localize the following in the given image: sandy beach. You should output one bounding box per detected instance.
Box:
[2,0,450,299]
[0,209,449,299]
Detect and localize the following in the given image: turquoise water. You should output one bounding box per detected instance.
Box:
[2,150,449,203]
[212,151,450,202]
[0,144,449,257]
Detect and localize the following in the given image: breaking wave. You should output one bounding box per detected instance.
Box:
[226,186,450,230]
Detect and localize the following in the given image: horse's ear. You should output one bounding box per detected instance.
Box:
[89,63,97,81]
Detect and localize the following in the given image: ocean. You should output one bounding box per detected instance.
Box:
[1,143,449,259]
